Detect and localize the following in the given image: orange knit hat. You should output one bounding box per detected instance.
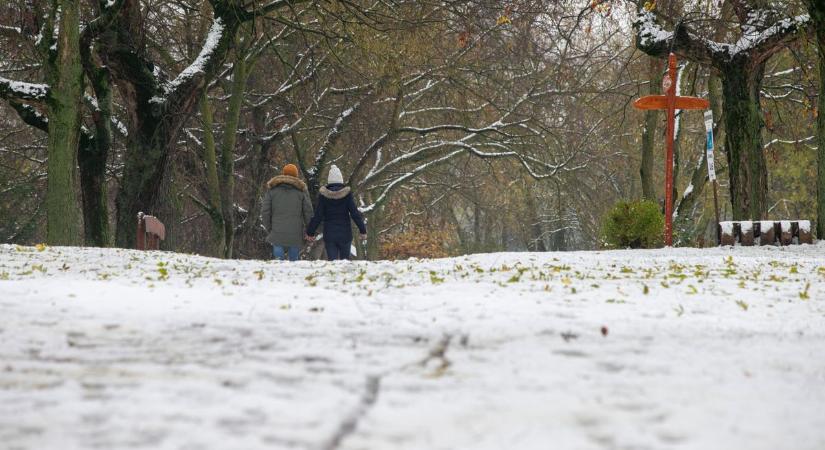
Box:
[282,164,299,178]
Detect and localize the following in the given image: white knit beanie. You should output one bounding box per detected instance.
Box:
[328,164,344,184]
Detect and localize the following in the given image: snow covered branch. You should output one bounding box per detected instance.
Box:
[633,8,718,65]
[154,18,229,105]
[764,135,816,150]
[307,100,365,178]
[634,6,810,66]
[0,24,23,38]
[0,77,49,103]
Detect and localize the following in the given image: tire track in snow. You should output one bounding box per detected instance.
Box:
[321,334,454,449]
[321,374,381,450]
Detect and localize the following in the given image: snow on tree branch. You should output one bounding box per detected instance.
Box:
[634,5,810,65]
[764,135,815,150]
[0,76,49,102]
[0,24,23,38]
[728,13,810,57]
[152,18,226,104]
[359,148,464,214]
[634,9,672,50]
[308,101,363,177]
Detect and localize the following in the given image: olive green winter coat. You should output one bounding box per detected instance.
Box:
[261,175,314,247]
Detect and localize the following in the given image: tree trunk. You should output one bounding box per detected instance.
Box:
[219,51,249,258]
[813,7,825,239]
[525,191,546,252]
[114,122,172,247]
[551,181,566,251]
[640,57,661,201]
[720,59,767,220]
[365,205,382,260]
[199,92,225,257]
[45,0,83,246]
[473,203,482,252]
[238,100,274,257]
[79,65,113,247]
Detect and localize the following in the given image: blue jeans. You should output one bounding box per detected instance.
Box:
[325,240,352,261]
[273,245,300,261]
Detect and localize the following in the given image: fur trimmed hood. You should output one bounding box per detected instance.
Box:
[267,175,307,191]
[320,185,351,199]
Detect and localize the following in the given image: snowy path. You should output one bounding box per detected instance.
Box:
[1,244,824,450]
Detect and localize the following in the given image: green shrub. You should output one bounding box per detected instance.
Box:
[600,200,664,249]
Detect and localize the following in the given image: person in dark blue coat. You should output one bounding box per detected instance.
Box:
[306,165,367,260]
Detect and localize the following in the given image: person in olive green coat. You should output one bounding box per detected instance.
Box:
[261,164,313,261]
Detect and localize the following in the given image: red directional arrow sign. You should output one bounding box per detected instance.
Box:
[633,95,710,111]
[633,53,710,247]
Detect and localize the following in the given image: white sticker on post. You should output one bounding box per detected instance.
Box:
[704,110,716,181]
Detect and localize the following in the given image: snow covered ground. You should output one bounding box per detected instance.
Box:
[1,243,824,450]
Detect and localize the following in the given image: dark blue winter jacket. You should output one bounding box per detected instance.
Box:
[306,184,367,242]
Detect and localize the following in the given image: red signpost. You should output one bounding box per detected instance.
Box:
[633,53,709,246]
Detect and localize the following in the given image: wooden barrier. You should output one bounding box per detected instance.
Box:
[136,212,166,250]
[719,220,813,246]
[739,221,754,246]
[799,221,813,244]
[719,221,737,246]
[758,221,775,246]
[779,221,793,246]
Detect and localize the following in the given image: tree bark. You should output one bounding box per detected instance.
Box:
[199,91,225,257]
[218,49,250,258]
[238,100,273,257]
[365,203,382,260]
[45,0,83,245]
[720,58,767,220]
[818,28,825,239]
[808,0,825,238]
[524,190,546,251]
[551,180,566,251]
[640,57,661,201]
[79,58,113,247]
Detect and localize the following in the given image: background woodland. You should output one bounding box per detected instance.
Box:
[1,0,822,259]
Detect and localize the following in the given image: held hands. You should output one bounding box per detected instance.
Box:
[305,234,315,242]
[359,233,367,241]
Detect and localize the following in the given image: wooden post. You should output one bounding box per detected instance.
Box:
[663,54,677,246]
[633,53,710,247]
